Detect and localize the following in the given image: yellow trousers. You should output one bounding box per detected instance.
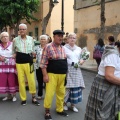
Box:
[44,73,66,112]
[16,63,36,101]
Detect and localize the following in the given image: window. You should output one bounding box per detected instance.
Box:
[29,32,33,36]
[35,27,38,40]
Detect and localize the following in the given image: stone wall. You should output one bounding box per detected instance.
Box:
[74,0,120,59]
[84,23,120,40]
[75,0,117,9]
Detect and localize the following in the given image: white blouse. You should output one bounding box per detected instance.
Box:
[98,53,120,78]
[0,42,13,58]
[64,45,81,65]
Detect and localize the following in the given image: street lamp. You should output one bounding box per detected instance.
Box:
[53,0,59,4]
[53,0,64,31]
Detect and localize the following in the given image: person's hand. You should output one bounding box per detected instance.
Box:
[43,74,49,83]
[12,54,16,59]
[79,59,85,65]
[32,52,36,58]
[0,56,5,61]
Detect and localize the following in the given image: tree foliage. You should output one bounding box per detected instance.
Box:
[0,0,40,34]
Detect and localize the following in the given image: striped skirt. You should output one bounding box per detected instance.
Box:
[84,74,120,120]
[64,87,82,104]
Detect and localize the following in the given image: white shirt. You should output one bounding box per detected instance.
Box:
[64,45,81,65]
[98,53,120,78]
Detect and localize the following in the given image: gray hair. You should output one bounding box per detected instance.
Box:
[39,35,48,40]
[68,32,76,38]
[0,32,9,39]
[19,23,27,29]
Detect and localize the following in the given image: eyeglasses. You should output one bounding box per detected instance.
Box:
[69,37,76,39]
[2,36,9,38]
[19,29,26,31]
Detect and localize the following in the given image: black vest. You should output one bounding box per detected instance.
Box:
[16,52,34,73]
[47,59,68,74]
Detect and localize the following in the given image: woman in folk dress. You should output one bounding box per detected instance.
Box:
[63,33,85,112]
[84,43,120,120]
[0,32,18,102]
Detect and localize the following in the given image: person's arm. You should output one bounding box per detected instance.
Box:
[12,39,16,58]
[41,68,49,83]
[105,66,120,85]
[103,54,120,85]
[94,45,98,52]
[40,46,49,83]
[31,38,36,57]
[79,47,85,65]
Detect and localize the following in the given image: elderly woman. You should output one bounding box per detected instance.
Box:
[34,35,48,99]
[84,42,120,120]
[0,32,18,102]
[63,33,85,112]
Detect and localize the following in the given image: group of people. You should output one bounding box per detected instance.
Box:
[0,24,40,106]
[40,30,85,120]
[1,22,120,120]
[0,23,85,120]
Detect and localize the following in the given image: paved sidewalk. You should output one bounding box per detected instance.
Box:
[80,59,98,73]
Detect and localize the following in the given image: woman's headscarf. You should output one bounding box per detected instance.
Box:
[102,45,119,60]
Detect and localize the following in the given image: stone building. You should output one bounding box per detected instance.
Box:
[74,0,120,59]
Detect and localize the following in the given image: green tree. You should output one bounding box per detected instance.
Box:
[0,0,40,35]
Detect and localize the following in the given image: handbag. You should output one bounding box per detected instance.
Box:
[93,49,102,59]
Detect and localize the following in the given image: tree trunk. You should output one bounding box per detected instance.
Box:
[99,0,106,39]
[14,25,19,36]
[42,0,55,34]
[13,21,20,36]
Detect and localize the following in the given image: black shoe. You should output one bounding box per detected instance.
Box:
[44,113,52,120]
[21,100,27,106]
[32,99,40,106]
[57,111,69,117]
[25,86,29,91]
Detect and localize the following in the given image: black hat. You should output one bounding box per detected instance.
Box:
[53,30,65,35]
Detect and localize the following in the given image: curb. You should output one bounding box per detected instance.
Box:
[81,67,97,74]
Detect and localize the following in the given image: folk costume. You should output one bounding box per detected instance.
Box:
[84,46,120,120]
[0,42,18,94]
[40,41,68,112]
[13,35,36,101]
[64,44,85,105]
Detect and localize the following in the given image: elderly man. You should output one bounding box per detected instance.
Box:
[40,30,68,120]
[13,23,40,106]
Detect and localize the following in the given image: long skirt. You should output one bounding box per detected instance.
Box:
[84,74,120,120]
[65,87,82,104]
[0,73,19,94]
